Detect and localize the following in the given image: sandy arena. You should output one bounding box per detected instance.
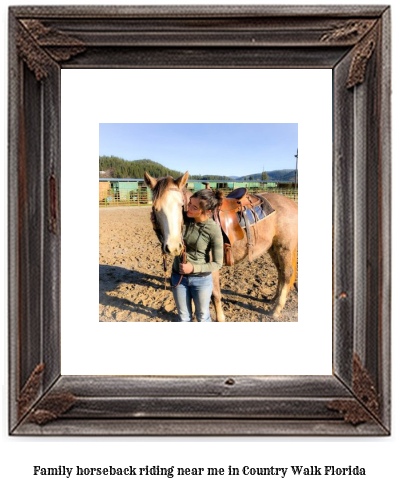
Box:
[99,207,298,322]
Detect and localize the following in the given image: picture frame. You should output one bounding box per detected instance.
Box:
[9,5,391,435]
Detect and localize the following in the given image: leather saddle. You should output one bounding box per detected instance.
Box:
[218,187,274,265]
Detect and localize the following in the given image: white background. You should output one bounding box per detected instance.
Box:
[1,1,398,491]
[61,68,332,376]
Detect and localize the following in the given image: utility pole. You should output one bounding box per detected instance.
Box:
[294,149,298,188]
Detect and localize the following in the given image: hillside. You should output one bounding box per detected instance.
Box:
[99,156,296,182]
[240,169,297,182]
[195,170,297,182]
[99,156,182,179]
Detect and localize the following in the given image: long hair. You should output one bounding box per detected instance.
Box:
[191,188,223,213]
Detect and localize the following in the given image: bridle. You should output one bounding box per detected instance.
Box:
[151,187,189,295]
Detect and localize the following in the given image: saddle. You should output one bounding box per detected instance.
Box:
[218,188,275,266]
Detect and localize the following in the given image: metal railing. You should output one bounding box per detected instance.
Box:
[99,189,150,207]
[99,184,298,207]
[264,187,298,202]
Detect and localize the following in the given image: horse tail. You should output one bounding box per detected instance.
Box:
[289,247,298,290]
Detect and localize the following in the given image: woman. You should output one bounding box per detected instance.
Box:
[171,188,224,322]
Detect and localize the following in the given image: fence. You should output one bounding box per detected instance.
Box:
[99,182,298,207]
[99,187,151,207]
[217,186,298,202]
[265,187,298,202]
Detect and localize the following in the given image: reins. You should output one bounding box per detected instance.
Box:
[158,234,186,302]
[151,187,188,302]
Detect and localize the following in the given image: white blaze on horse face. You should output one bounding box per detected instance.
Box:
[158,189,183,256]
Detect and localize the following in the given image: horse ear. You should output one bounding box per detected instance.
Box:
[144,172,157,190]
[175,171,189,189]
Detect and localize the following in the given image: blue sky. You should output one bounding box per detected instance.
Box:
[99,123,298,176]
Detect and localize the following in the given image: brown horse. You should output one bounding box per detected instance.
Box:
[144,171,298,321]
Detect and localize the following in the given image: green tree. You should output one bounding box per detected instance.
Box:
[99,156,183,179]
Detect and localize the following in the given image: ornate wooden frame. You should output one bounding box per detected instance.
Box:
[8,5,391,435]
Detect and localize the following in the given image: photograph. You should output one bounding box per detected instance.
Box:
[99,123,299,323]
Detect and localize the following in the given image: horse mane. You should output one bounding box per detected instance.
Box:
[182,186,191,211]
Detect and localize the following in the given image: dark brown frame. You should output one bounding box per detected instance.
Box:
[9,5,391,436]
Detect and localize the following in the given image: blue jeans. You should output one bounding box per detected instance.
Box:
[171,272,213,322]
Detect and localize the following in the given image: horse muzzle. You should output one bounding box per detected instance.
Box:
[164,242,184,256]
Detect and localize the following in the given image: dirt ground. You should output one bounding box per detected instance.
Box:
[99,207,298,322]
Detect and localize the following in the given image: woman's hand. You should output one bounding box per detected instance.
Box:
[179,262,194,274]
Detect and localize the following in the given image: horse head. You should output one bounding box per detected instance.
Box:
[144,171,189,256]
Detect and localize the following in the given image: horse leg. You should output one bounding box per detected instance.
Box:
[273,246,297,319]
[192,300,195,318]
[211,270,225,322]
[268,248,283,302]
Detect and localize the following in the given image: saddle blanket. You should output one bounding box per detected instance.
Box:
[238,196,275,228]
